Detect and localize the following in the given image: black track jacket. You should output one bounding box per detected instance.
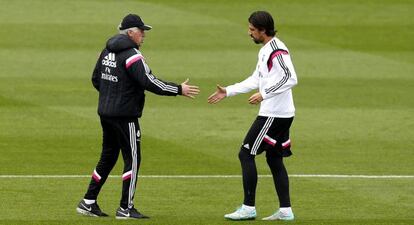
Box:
[92,34,182,118]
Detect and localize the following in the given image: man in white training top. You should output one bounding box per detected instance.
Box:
[208,11,298,221]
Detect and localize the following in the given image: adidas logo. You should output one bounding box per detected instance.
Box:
[104,53,115,61]
[243,143,250,150]
[102,53,117,68]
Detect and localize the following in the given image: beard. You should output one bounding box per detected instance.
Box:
[251,35,262,44]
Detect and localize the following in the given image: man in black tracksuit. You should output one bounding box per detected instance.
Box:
[76,14,199,219]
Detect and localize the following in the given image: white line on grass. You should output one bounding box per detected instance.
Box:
[0,174,413,179]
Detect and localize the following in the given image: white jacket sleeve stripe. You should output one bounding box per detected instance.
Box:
[146,73,178,93]
[141,60,178,93]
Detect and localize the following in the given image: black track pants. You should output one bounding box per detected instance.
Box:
[84,117,141,209]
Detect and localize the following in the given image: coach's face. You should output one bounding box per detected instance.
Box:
[128,28,146,46]
[248,23,265,44]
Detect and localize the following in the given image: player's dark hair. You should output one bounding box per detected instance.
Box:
[248,11,276,36]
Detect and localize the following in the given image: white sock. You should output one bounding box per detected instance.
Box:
[84,199,96,204]
[242,204,256,211]
[279,207,292,214]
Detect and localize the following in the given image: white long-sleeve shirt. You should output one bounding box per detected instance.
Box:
[226,37,297,118]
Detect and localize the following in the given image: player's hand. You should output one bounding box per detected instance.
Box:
[181,78,200,99]
[248,92,263,105]
[207,84,227,104]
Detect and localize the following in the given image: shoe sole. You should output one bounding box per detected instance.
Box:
[224,217,256,221]
[115,216,149,220]
[262,217,294,221]
[76,207,99,217]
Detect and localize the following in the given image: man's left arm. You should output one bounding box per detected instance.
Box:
[260,52,298,100]
[248,52,297,104]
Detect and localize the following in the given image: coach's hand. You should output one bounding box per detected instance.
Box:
[207,84,226,104]
[181,78,200,99]
[248,92,263,105]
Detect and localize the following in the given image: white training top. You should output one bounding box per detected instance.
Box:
[226,37,298,118]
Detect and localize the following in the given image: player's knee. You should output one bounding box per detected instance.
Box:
[238,148,253,162]
[265,152,283,166]
[265,155,274,166]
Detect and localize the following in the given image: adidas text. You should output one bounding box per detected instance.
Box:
[102,53,117,68]
[102,59,117,68]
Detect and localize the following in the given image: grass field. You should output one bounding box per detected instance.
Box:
[0,0,413,224]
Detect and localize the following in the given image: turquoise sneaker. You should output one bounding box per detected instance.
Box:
[224,205,256,220]
[262,209,294,221]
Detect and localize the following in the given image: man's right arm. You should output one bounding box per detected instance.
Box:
[207,69,259,104]
[225,69,259,97]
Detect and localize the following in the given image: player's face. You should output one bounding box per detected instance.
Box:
[248,23,264,44]
[128,28,145,46]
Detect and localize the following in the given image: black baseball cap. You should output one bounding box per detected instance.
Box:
[119,14,152,30]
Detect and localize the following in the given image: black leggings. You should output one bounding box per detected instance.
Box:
[239,149,291,207]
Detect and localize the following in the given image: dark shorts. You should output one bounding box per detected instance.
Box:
[242,116,294,157]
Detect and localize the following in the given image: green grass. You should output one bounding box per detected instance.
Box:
[0,177,413,225]
[0,0,413,224]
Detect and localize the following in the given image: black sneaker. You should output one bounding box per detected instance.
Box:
[76,200,108,217]
[115,207,149,219]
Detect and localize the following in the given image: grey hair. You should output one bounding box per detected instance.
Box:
[118,26,139,35]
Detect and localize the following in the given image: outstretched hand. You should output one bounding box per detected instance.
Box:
[181,78,200,99]
[207,84,227,104]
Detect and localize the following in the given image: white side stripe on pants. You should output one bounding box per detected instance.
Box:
[251,117,274,155]
[128,122,138,209]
